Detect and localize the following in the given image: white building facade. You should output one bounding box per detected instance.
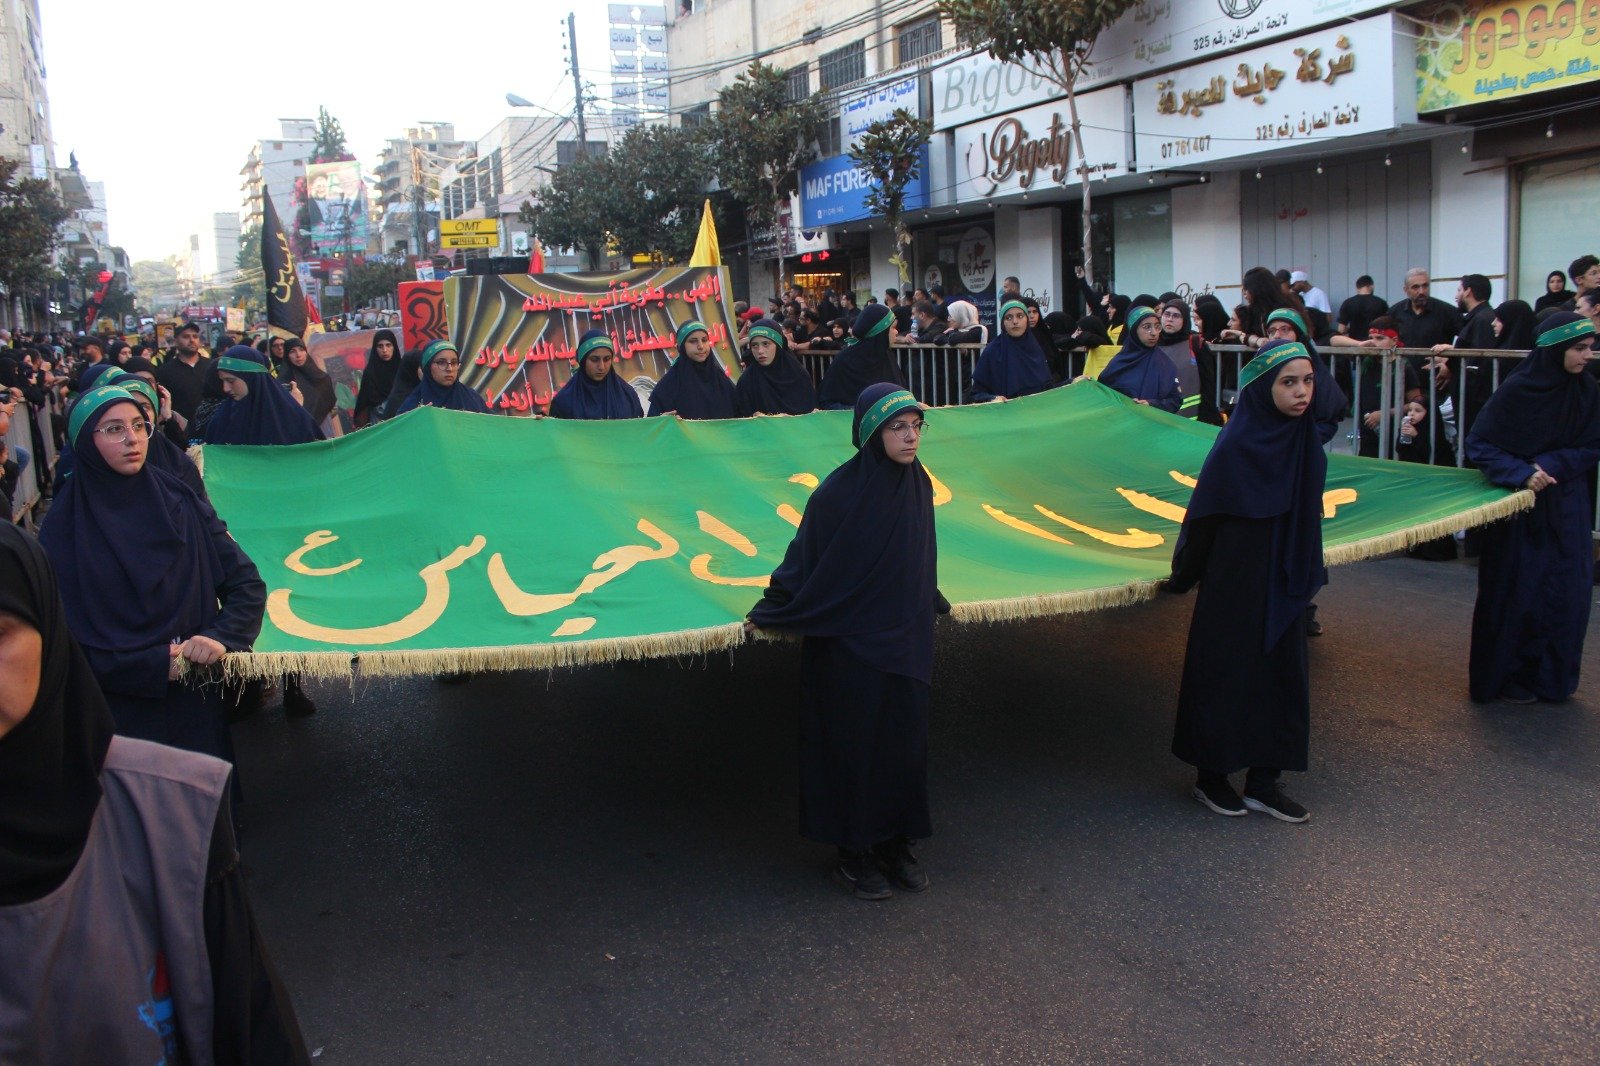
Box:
[240,118,317,235]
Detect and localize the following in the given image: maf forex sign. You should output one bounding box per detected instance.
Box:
[441,218,499,249]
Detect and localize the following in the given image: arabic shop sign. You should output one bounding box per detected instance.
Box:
[952,86,1128,203]
[931,0,1391,129]
[841,76,923,146]
[1131,14,1411,171]
[1414,0,1600,113]
[800,149,931,229]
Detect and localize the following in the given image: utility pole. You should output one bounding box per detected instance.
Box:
[410,145,427,258]
[568,12,588,158]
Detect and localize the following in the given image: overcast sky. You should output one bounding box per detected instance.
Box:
[42,0,624,263]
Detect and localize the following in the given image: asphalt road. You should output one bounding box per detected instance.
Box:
[235,555,1600,1063]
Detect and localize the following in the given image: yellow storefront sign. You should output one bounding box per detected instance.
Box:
[1415,0,1600,112]
[441,218,500,248]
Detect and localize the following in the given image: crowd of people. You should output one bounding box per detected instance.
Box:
[2,249,1597,1053]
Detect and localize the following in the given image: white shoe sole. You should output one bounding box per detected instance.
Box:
[1192,786,1247,817]
[1242,795,1310,823]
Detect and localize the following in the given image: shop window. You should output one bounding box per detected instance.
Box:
[1110,191,1173,299]
[896,16,942,65]
[819,40,866,91]
[1516,154,1600,304]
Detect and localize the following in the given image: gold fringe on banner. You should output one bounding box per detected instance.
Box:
[214,491,1533,681]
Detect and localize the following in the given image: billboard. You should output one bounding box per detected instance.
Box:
[297,160,369,254]
[1413,0,1600,112]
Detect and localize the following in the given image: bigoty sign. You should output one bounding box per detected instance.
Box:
[951,85,1127,203]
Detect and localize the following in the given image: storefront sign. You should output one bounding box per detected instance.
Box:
[799,149,930,228]
[931,0,1390,129]
[841,76,922,145]
[1414,0,1600,112]
[1131,14,1411,171]
[951,86,1128,202]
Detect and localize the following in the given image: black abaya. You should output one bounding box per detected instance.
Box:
[1170,516,1310,773]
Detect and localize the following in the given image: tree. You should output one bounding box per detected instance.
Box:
[847,108,933,286]
[131,258,181,314]
[233,227,263,319]
[938,0,1136,287]
[312,106,354,164]
[605,124,712,264]
[345,259,411,309]
[519,153,614,270]
[0,157,70,316]
[706,62,826,257]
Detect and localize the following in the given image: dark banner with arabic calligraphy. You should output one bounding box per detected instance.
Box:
[445,267,739,415]
[197,382,1525,678]
[262,190,309,341]
[1414,0,1600,112]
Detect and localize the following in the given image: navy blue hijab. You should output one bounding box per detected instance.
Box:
[548,331,644,420]
[1172,341,1328,651]
[647,321,738,419]
[970,301,1053,399]
[38,389,233,653]
[817,303,905,410]
[56,370,207,499]
[1470,312,1600,458]
[203,345,323,445]
[734,319,817,416]
[1262,308,1348,443]
[1099,307,1181,408]
[397,341,491,414]
[746,382,939,683]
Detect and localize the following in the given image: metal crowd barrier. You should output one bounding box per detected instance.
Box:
[794,343,985,409]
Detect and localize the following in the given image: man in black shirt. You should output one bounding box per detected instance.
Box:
[1336,275,1388,341]
[155,320,208,442]
[1389,267,1462,350]
[884,288,913,335]
[1430,273,1496,417]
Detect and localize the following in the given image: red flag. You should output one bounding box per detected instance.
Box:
[528,238,545,274]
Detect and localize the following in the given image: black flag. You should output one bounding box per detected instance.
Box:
[262,189,308,340]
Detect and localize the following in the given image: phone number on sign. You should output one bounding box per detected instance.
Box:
[1159,136,1211,158]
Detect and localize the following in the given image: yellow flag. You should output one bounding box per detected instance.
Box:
[689,199,720,267]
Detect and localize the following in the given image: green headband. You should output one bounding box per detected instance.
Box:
[218,354,269,375]
[68,385,141,446]
[1239,342,1312,391]
[746,324,786,349]
[860,310,892,339]
[856,388,921,448]
[1126,305,1157,330]
[116,373,159,413]
[675,321,709,347]
[421,340,458,367]
[575,334,614,362]
[1266,308,1308,337]
[1537,317,1597,348]
[999,299,1028,320]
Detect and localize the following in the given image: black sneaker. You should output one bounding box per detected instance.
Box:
[1242,785,1310,823]
[1306,618,1324,637]
[1499,681,1536,705]
[873,838,929,893]
[835,850,892,901]
[282,685,317,719]
[1192,777,1247,816]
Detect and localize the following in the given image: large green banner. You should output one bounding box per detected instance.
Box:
[198,383,1526,678]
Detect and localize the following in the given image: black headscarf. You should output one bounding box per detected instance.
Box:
[1493,300,1537,351]
[1469,312,1600,458]
[817,303,906,410]
[1193,298,1229,343]
[380,349,424,420]
[1018,296,1054,358]
[971,300,1052,399]
[204,346,323,445]
[1173,340,1328,651]
[39,388,232,653]
[734,319,817,416]
[1071,315,1112,350]
[1105,294,1131,332]
[1130,294,1159,311]
[280,339,337,426]
[0,523,117,906]
[1262,308,1349,442]
[1157,299,1192,345]
[354,329,402,417]
[747,382,938,683]
[549,330,644,420]
[646,321,738,419]
[1534,271,1574,313]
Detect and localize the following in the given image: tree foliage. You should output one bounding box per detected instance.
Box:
[233,227,264,319]
[938,0,1136,286]
[345,259,412,308]
[606,124,712,264]
[312,106,354,164]
[706,62,826,249]
[0,157,70,297]
[847,108,933,285]
[519,154,612,270]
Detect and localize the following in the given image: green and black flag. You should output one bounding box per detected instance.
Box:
[262,189,308,340]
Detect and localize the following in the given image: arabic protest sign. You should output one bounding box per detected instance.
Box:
[1131,14,1412,172]
[198,382,1526,679]
[931,0,1392,129]
[1414,0,1600,113]
[445,266,739,415]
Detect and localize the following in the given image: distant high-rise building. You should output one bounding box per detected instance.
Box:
[0,0,54,171]
[240,118,318,235]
